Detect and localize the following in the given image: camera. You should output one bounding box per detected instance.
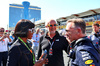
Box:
[4,32,7,36]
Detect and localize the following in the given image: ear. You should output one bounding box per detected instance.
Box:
[77,28,81,33]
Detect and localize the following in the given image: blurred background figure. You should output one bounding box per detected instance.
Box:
[40,29,45,36]
[32,28,41,56]
[59,29,66,37]
[0,27,11,66]
[88,23,100,52]
[8,30,15,48]
[9,30,15,42]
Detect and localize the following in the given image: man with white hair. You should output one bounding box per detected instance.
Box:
[37,19,69,66]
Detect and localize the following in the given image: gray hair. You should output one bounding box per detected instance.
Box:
[66,18,86,34]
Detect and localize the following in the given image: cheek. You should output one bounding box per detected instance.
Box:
[27,32,33,39]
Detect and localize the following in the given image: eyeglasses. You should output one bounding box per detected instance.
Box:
[0,30,4,32]
[47,24,57,27]
[28,28,35,33]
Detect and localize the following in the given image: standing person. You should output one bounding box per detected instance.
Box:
[40,29,45,36]
[32,28,41,56]
[88,23,100,51]
[7,19,47,66]
[65,18,100,66]
[9,30,15,42]
[37,19,69,66]
[0,27,11,66]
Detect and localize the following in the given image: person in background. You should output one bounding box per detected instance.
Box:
[0,27,11,66]
[32,28,41,56]
[8,30,15,48]
[65,18,100,66]
[88,23,100,51]
[59,29,66,37]
[37,19,69,66]
[9,30,15,42]
[40,29,45,36]
[7,19,47,66]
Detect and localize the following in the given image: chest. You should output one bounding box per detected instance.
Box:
[41,38,64,51]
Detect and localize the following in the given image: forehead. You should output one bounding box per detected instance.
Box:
[92,25,98,27]
[66,22,74,29]
[92,25,99,29]
[48,20,56,24]
[0,28,4,30]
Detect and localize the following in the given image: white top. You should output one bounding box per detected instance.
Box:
[32,33,40,46]
[0,38,9,52]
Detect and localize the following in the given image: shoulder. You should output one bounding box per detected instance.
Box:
[9,39,22,51]
[39,34,45,42]
[75,37,92,46]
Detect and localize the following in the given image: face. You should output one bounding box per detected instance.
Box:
[27,28,35,39]
[36,29,40,34]
[65,22,78,42]
[46,20,57,34]
[92,25,99,33]
[0,28,4,36]
[40,31,44,35]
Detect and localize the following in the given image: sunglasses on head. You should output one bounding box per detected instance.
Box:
[47,24,57,27]
[28,28,35,33]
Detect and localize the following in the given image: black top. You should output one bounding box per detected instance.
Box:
[7,39,34,66]
[37,31,69,66]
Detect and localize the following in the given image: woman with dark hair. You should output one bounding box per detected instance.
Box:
[7,19,47,66]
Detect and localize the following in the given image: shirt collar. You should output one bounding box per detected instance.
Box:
[44,31,59,39]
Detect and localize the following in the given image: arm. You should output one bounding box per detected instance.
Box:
[7,35,11,42]
[32,34,36,42]
[76,49,99,66]
[63,37,69,54]
[0,34,6,41]
[37,36,43,60]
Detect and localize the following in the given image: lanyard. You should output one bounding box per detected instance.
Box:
[69,43,72,50]
[48,38,56,48]
[18,37,35,64]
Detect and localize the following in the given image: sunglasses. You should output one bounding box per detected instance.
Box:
[47,24,57,27]
[28,28,35,33]
[0,30,4,32]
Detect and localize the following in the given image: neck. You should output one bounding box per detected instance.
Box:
[96,32,99,33]
[48,33,55,39]
[20,37,27,43]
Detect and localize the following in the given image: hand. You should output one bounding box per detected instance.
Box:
[6,34,10,38]
[33,40,35,42]
[37,41,39,43]
[34,58,48,66]
[2,33,7,38]
[39,53,48,64]
[34,59,44,66]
